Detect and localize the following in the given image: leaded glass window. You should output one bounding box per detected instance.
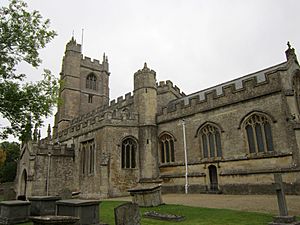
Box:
[121,138,137,169]
[86,74,97,90]
[159,134,175,164]
[200,124,222,159]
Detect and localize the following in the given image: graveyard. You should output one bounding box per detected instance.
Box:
[0,189,299,224]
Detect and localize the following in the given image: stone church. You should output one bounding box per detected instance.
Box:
[16,39,300,198]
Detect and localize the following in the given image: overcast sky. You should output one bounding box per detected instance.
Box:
[2,0,300,140]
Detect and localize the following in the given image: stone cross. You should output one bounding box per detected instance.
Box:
[273,173,288,216]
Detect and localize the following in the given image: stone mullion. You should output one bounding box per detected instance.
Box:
[252,124,259,153]
[129,144,132,168]
[261,122,267,152]
[213,131,217,158]
[206,133,210,159]
[163,141,167,163]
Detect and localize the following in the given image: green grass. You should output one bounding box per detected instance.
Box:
[100,201,273,225]
[17,201,273,225]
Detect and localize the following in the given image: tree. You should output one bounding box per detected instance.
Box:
[0,141,20,182]
[0,0,58,140]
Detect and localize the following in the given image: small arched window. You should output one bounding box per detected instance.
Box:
[86,74,97,90]
[244,113,274,153]
[121,138,137,169]
[159,133,175,164]
[199,124,222,159]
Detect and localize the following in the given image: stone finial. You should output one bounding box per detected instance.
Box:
[103,53,105,63]
[47,124,51,139]
[38,130,41,141]
[285,41,298,64]
[144,62,148,69]
[106,56,108,63]
[33,124,38,142]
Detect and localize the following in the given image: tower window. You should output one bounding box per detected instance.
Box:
[86,74,97,90]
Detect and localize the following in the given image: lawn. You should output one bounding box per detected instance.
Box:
[101,201,273,225]
[17,200,273,225]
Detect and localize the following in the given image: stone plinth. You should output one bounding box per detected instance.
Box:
[128,185,163,207]
[28,196,61,216]
[56,199,100,225]
[269,216,300,225]
[30,215,79,225]
[0,200,31,224]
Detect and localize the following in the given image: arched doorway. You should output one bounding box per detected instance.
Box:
[19,169,27,198]
[208,165,218,192]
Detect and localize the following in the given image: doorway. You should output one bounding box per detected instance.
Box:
[208,165,218,191]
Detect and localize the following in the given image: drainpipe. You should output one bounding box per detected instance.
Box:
[46,152,51,196]
[182,119,189,194]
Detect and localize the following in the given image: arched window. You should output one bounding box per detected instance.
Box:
[81,140,95,175]
[159,133,175,164]
[199,124,222,159]
[121,138,137,169]
[244,113,274,153]
[86,74,97,90]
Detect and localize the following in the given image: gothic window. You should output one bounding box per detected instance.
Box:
[121,138,137,169]
[244,113,274,153]
[199,124,222,159]
[86,74,97,90]
[159,133,175,164]
[81,140,95,175]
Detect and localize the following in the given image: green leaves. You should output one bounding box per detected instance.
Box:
[0,0,57,80]
[0,0,58,140]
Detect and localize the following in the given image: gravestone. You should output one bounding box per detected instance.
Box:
[0,200,31,224]
[56,199,100,225]
[3,188,16,201]
[128,185,163,207]
[28,196,61,216]
[59,188,72,200]
[114,202,140,225]
[268,173,300,225]
[30,215,79,225]
[2,183,16,201]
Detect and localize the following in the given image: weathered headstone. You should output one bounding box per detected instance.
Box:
[3,188,16,201]
[59,188,72,200]
[56,199,100,225]
[28,196,61,216]
[268,173,300,225]
[114,202,140,225]
[128,185,163,207]
[30,215,79,225]
[0,200,31,224]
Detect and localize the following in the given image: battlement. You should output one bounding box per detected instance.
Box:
[109,92,134,108]
[81,56,105,71]
[55,108,139,141]
[65,38,81,53]
[33,142,75,157]
[157,62,287,122]
[157,80,186,97]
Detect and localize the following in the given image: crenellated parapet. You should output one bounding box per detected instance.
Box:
[54,92,139,141]
[81,56,108,72]
[157,62,288,122]
[157,80,186,98]
[30,141,75,157]
[109,92,134,109]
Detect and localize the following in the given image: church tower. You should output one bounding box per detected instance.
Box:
[134,63,159,181]
[54,38,110,133]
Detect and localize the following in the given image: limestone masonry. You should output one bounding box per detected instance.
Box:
[16,39,300,198]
